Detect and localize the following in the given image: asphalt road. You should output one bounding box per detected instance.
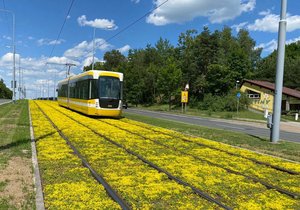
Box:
[0,99,12,106]
[124,108,300,143]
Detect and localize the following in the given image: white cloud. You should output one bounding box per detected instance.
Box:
[28,36,35,40]
[146,0,255,26]
[232,22,248,32]
[117,45,131,54]
[2,35,12,40]
[64,39,111,59]
[37,38,65,46]
[286,36,300,44]
[258,9,271,16]
[46,56,80,66]
[247,13,300,32]
[77,15,117,30]
[256,36,300,53]
[131,0,140,3]
[0,53,20,63]
[82,56,100,68]
[0,51,84,98]
[256,39,277,53]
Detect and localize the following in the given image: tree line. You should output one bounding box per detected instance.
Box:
[0,79,12,99]
[84,26,299,110]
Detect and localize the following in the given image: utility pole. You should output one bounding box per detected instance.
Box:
[46,62,76,78]
[18,56,21,100]
[47,80,50,100]
[21,67,24,99]
[66,63,76,77]
[53,71,57,100]
[271,0,287,143]
[0,9,15,103]
[92,27,96,70]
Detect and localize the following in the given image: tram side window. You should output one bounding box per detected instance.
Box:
[58,84,68,97]
[74,80,89,100]
[69,82,75,98]
[75,82,79,98]
[90,79,98,99]
[82,80,89,100]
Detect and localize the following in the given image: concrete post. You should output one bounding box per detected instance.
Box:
[271,0,287,143]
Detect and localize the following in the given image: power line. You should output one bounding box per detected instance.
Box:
[49,0,75,58]
[1,0,12,40]
[87,0,169,56]
[105,0,169,44]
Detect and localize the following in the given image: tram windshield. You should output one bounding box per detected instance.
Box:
[99,76,121,100]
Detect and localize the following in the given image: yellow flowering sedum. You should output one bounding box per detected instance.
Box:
[30,101,120,209]
[31,101,300,209]
[32,101,218,209]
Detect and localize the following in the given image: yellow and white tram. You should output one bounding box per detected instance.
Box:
[57,70,124,117]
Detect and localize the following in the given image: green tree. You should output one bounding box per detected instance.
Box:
[256,41,300,89]
[124,49,149,105]
[157,58,182,110]
[0,79,12,99]
[178,29,198,88]
[206,64,231,95]
[83,61,105,71]
[103,49,127,71]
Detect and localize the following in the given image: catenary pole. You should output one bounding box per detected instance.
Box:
[19,56,21,100]
[271,0,287,143]
[0,9,15,103]
[92,27,96,70]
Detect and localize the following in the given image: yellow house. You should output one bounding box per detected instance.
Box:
[240,80,300,113]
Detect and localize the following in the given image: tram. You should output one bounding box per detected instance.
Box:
[57,70,124,117]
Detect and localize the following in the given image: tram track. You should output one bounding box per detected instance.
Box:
[43,101,300,209]
[34,101,131,210]
[96,119,299,199]
[41,102,232,210]
[121,118,300,175]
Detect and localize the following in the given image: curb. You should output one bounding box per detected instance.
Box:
[28,102,45,210]
[0,100,12,106]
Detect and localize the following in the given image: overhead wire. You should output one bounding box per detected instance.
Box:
[46,0,168,74]
[86,0,169,56]
[45,0,76,86]
[48,0,75,58]
[104,0,169,45]
[1,0,13,47]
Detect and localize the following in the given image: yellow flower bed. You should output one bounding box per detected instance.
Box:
[30,101,120,209]
[33,101,217,209]
[32,101,300,209]
[102,118,300,195]
[123,118,300,174]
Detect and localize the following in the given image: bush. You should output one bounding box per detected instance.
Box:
[197,91,250,112]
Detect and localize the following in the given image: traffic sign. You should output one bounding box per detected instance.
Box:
[236,92,241,99]
[181,91,188,103]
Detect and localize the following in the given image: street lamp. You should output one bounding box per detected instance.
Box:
[91,25,113,71]
[235,80,240,90]
[236,80,240,117]
[271,0,287,143]
[0,9,16,103]
[92,27,96,70]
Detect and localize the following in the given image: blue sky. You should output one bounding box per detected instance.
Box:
[0,0,299,99]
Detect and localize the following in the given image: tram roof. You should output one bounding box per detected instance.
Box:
[58,70,123,85]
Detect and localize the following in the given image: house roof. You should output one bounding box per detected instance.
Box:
[242,79,300,99]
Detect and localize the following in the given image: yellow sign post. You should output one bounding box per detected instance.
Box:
[181,91,188,112]
[181,91,188,103]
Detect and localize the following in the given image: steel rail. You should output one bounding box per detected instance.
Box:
[121,119,300,175]
[46,103,232,210]
[34,102,131,210]
[99,120,299,199]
